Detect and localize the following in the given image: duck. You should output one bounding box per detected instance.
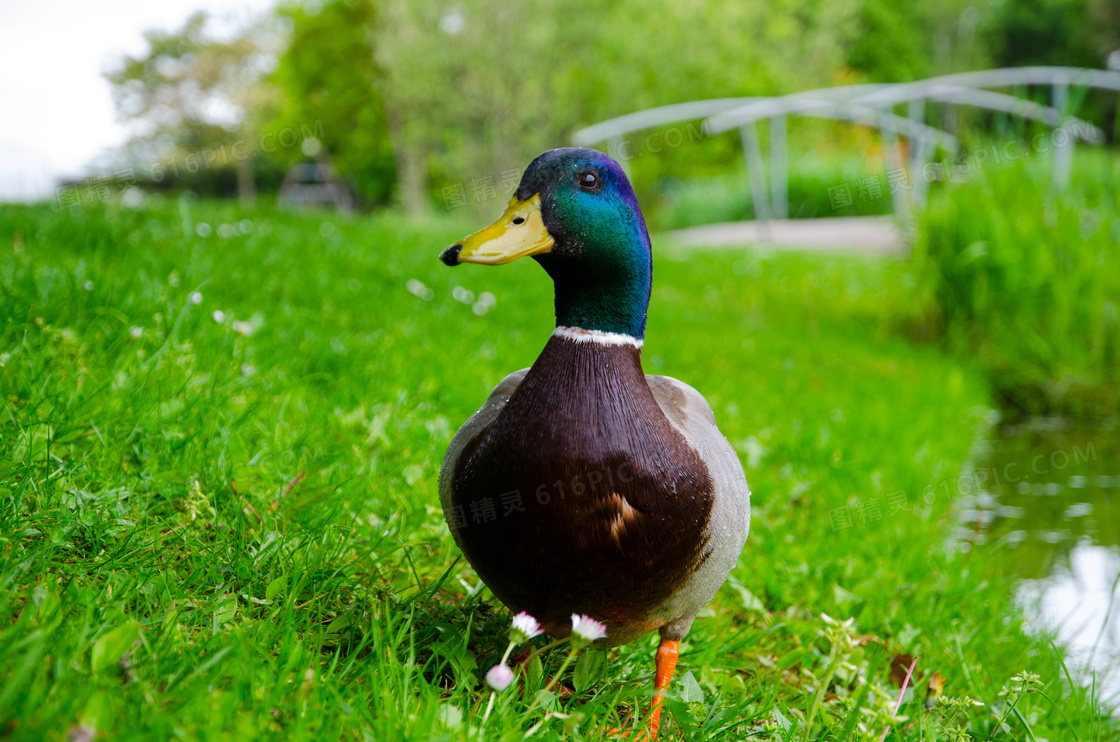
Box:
[438,147,750,737]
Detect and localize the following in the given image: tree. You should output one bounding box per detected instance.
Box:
[269,0,397,207]
[371,0,866,214]
[105,11,285,200]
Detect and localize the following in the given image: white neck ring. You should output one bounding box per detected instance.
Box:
[553,325,644,349]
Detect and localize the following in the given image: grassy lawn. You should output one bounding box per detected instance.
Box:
[1,201,1115,740]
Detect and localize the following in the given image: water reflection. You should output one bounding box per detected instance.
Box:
[957,422,1120,710]
[1018,544,1120,707]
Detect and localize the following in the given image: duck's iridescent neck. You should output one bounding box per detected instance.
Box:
[538,246,651,340]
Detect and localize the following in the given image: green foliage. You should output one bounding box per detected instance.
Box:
[846,1,934,82]
[101,0,1120,212]
[0,202,1115,738]
[846,0,981,81]
[399,0,864,207]
[105,0,875,210]
[973,0,1120,130]
[979,0,1116,68]
[650,151,896,230]
[270,0,397,206]
[913,149,1120,419]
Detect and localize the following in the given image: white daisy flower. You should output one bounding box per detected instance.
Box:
[571,614,607,645]
[510,611,542,644]
[485,664,514,692]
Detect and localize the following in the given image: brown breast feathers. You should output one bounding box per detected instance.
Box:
[449,334,715,631]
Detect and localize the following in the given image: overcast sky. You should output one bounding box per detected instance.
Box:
[0,0,276,201]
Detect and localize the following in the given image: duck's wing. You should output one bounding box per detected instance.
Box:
[644,374,751,639]
[439,369,529,518]
[645,375,751,516]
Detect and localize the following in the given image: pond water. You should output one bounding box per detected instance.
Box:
[955,420,1120,710]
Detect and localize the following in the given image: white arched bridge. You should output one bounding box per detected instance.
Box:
[572,67,1119,248]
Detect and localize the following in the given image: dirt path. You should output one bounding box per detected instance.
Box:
[664,216,910,255]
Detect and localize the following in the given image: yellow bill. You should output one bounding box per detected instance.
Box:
[440,193,553,266]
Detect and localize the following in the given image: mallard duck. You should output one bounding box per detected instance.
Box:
[438,147,750,736]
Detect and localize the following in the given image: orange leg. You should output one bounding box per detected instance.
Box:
[599,637,681,739]
[647,638,680,737]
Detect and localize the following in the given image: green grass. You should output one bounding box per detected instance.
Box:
[913,149,1120,420]
[1,200,1116,740]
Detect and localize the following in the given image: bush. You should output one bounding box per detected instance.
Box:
[913,149,1120,419]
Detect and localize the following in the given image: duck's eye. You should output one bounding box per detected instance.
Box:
[578,172,600,192]
[511,216,525,225]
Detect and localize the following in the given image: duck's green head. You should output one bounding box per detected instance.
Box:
[440,147,652,341]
